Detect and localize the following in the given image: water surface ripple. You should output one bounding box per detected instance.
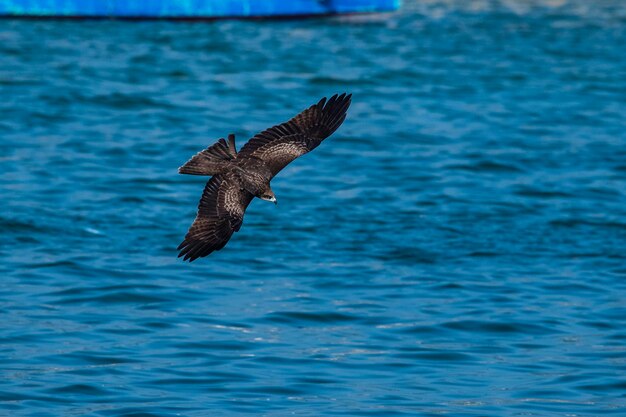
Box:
[1,1,626,416]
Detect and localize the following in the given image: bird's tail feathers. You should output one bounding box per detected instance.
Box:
[179,134,238,176]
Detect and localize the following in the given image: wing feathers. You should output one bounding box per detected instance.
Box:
[178,175,253,262]
[227,134,237,157]
[238,93,352,176]
[179,136,238,176]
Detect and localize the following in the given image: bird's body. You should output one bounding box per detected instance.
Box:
[177,93,352,261]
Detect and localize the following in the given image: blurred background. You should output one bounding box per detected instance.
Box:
[1,0,626,416]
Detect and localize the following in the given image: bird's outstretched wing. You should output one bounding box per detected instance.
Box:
[178,174,253,262]
[237,93,352,177]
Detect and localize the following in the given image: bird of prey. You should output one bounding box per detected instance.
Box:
[177,93,352,261]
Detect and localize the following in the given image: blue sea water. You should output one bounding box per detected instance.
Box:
[1,1,626,416]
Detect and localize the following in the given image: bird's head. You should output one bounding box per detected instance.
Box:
[259,188,277,205]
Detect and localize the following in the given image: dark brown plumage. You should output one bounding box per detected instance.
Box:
[177,93,352,262]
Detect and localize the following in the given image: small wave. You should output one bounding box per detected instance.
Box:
[549,218,626,230]
[514,187,574,198]
[393,351,475,362]
[261,311,360,325]
[54,291,170,305]
[442,320,558,335]
[45,383,114,396]
[446,160,524,173]
[77,92,176,110]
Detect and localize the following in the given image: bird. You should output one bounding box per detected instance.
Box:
[177,93,352,262]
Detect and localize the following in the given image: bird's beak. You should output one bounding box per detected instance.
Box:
[261,195,277,205]
[271,197,277,205]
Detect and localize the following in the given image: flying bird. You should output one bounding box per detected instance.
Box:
[177,93,352,262]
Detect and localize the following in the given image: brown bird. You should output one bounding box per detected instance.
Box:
[177,93,352,261]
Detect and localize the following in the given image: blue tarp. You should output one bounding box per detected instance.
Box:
[0,0,400,18]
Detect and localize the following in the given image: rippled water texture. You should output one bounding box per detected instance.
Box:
[1,1,626,415]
